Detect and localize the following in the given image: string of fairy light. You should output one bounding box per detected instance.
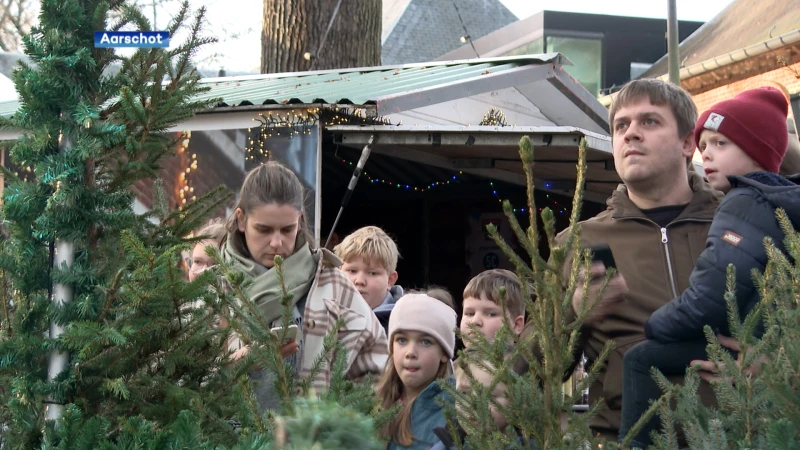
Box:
[244,107,392,162]
[170,107,392,211]
[336,157,569,215]
[11,165,33,182]
[176,131,197,208]
[335,107,569,214]
[244,109,319,162]
[479,108,509,127]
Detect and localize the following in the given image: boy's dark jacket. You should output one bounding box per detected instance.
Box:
[646,172,800,342]
[374,285,404,333]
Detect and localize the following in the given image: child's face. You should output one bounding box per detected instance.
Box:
[455,366,510,431]
[392,330,447,399]
[188,240,216,282]
[460,295,524,347]
[341,257,397,309]
[699,130,763,192]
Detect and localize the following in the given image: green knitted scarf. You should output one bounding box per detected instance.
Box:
[222,231,319,325]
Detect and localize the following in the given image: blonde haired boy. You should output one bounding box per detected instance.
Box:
[334,226,403,332]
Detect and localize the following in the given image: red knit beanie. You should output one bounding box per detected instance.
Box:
[694,87,789,173]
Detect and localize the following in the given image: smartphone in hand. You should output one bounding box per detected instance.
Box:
[589,244,617,270]
[270,324,299,344]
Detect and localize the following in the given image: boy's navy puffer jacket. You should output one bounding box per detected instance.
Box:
[646,172,800,342]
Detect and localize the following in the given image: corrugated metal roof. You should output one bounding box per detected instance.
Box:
[0,55,563,119]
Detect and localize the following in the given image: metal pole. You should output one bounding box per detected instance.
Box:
[45,133,74,423]
[324,135,375,248]
[667,0,680,85]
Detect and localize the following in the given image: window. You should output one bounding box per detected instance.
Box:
[630,62,652,80]
[503,38,544,57]
[545,36,602,97]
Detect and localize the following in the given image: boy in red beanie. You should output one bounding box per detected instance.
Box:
[619,87,800,447]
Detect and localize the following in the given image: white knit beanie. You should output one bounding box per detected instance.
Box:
[387,294,457,358]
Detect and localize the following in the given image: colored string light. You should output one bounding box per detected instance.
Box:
[338,157,569,215]
[339,158,460,192]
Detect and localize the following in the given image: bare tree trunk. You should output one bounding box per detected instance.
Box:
[261,0,381,74]
[0,0,38,52]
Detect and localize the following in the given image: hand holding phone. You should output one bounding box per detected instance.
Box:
[270,324,299,344]
[574,244,626,325]
[589,244,616,270]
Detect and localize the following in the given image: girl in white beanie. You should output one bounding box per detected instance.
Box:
[377,293,457,450]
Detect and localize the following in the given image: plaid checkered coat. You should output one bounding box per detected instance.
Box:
[298,249,389,390]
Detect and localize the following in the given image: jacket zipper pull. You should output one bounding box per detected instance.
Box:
[661,227,679,298]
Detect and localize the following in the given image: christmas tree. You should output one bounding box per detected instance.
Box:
[440,136,615,449]
[268,396,384,450]
[761,211,800,447]
[0,0,244,446]
[34,396,382,450]
[0,3,390,447]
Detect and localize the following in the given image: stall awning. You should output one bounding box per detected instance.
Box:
[327,125,620,204]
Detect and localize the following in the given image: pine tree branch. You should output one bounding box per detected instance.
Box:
[99,268,125,323]
[190,398,240,441]
[518,137,540,254]
[486,223,535,281]
[561,139,589,255]
[239,379,268,434]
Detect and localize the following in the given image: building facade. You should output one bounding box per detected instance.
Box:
[438,10,703,98]
[611,0,800,171]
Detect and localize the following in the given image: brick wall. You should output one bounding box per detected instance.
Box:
[692,61,800,116]
[689,61,800,163]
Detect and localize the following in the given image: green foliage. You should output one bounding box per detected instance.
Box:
[441,136,614,450]
[38,396,381,450]
[268,396,384,450]
[0,0,247,447]
[38,405,272,450]
[0,1,386,449]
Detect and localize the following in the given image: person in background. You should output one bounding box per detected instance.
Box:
[460,269,528,347]
[186,217,225,282]
[532,78,722,440]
